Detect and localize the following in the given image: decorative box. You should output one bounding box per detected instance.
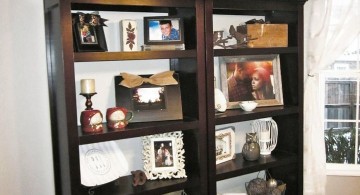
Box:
[120,20,138,51]
[247,24,288,48]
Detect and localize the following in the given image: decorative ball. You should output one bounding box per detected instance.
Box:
[266,178,278,188]
[247,178,267,195]
[266,187,282,195]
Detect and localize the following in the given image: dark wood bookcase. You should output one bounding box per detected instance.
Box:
[205,0,306,194]
[44,0,305,194]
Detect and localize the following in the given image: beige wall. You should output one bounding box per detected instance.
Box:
[0,0,55,195]
[326,176,360,195]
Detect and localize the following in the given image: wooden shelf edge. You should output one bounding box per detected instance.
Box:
[214,47,298,56]
[215,105,299,125]
[213,0,299,11]
[216,150,298,181]
[71,0,195,8]
[79,174,199,195]
[74,50,197,62]
[79,118,199,144]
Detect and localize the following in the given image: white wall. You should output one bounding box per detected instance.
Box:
[0,0,55,195]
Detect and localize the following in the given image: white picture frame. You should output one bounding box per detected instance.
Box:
[142,131,187,180]
[215,126,236,164]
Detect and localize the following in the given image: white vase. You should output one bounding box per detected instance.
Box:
[251,117,278,155]
[214,88,227,112]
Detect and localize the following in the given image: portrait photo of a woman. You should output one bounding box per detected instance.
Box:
[251,67,275,100]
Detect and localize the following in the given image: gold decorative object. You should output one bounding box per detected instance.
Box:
[119,71,178,88]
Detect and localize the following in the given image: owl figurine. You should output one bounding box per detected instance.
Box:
[242,132,260,161]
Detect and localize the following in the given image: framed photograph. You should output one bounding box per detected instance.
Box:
[72,13,108,52]
[142,131,187,180]
[114,73,183,123]
[143,16,184,45]
[215,126,236,164]
[220,54,283,108]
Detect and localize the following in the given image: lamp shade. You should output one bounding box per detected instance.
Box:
[251,117,278,155]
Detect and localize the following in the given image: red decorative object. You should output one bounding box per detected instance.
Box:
[106,107,133,129]
[80,110,103,133]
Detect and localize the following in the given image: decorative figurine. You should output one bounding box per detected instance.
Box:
[213,30,233,49]
[242,132,261,161]
[131,170,147,186]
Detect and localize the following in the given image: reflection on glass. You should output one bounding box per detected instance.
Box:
[326,35,359,70]
[324,77,357,120]
[132,87,166,111]
[324,122,356,164]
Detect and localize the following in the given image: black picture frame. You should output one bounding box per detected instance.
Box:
[72,13,108,52]
[114,73,183,123]
[143,16,184,45]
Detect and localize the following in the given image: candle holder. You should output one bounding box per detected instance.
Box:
[79,92,103,133]
[251,117,278,155]
[80,92,97,110]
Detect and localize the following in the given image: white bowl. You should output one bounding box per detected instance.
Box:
[239,101,258,111]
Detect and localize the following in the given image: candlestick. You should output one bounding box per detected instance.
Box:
[81,79,95,94]
[80,92,97,110]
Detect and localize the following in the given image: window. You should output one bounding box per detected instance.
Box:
[321,35,360,176]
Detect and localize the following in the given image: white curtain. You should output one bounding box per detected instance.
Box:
[303,0,360,194]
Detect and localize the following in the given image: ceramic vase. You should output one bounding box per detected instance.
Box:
[242,132,260,161]
[80,109,103,133]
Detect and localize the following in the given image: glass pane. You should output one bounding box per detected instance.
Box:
[328,61,358,70]
[325,122,356,164]
[324,77,357,120]
[326,35,360,70]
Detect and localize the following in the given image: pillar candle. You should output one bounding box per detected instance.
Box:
[80,79,95,93]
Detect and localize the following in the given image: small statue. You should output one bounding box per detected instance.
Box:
[131,170,147,186]
[213,31,233,49]
[242,132,261,161]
